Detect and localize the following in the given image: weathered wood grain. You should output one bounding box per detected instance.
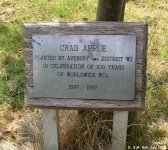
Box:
[42,109,59,150]
[23,22,148,110]
[112,111,128,150]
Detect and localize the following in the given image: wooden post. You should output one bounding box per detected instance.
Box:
[96,0,125,21]
[96,1,128,150]
[42,109,59,150]
[112,111,128,150]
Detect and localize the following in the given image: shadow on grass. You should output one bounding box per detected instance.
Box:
[0,22,8,34]
[0,21,24,108]
[127,71,168,148]
[0,21,22,52]
[147,71,168,119]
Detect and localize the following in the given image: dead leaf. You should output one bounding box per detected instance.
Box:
[3,130,11,135]
[150,48,159,55]
[60,15,63,18]
[10,134,16,140]
[0,133,3,140]
[83,17,88,22]
[1,0,11,6]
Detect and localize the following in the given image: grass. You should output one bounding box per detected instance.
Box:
[0,0,168,149]
[0,21,24,108]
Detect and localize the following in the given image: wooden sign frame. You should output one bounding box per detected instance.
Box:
[23,22,147,110]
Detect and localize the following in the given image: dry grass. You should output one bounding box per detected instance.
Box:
[16,110,113,150]
[16,109,43,150]
[59,110,113,150]
[0,106,42,150]
[16,109,168,149]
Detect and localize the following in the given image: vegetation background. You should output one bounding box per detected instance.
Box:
[0,0,168,149]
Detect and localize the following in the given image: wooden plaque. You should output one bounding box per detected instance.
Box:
[23,22,148,110]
